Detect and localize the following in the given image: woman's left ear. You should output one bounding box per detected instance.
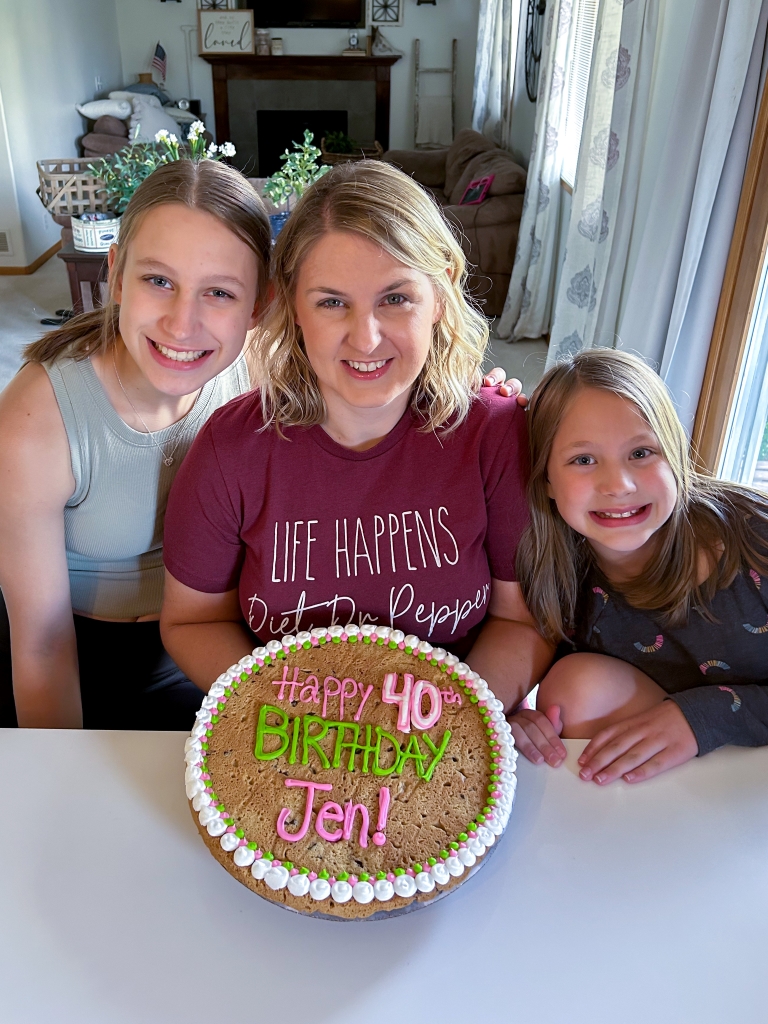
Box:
[107,243,122,303]
[248,301,260,330]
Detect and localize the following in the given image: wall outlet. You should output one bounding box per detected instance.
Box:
[95,74,103,92]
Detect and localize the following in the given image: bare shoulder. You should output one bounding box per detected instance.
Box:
[0,362,74,503]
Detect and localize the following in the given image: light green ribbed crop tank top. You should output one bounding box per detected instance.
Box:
[45,354,250,619]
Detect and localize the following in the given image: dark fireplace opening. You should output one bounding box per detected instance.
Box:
[256,109,348,176]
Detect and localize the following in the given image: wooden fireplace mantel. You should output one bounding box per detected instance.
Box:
[201,54,402,152]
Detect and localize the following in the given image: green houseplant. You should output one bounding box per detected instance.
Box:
[263,130,330,230]
[88,121,236,215]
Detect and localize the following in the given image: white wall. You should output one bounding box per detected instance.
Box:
[0,0,124,267]
[114,0,480,150]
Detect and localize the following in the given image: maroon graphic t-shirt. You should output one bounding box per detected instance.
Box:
[164,388,529,656]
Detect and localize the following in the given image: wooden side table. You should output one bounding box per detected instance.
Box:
[57,242,109,314]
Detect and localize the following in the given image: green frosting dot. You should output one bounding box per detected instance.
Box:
[477,813,486,823]
[449,842,459,850]
[413,863,423,873]
[359,872,369,881]
[225,688,233,697]
[488,799,497,806]
[319,636,327,644]
[451,672,459,680]
[299,866,309,874]
[377,638,385,645]
[233,679,240,688]
[264,655,272,665]
[337,871,349,880]
[376,871,386,880]
[211,715,219,724]
[440,850,449,860]
[290,645,297,653]
[303,641,311,649]
[440,664,447,672]
[427,857,437,866]
[265,851,275,861]
[470,696,479,704]
[417,652,425,660]
[363,636,371,644]
[394,868,405,876]
[388,640,397,649]
[201,742,208,750]
[490,774,500,782]
[235,829,245,838]
[319,869,330,880]
[216,803,225,812]
[277,650,285,659]
[348,636,357,644]
[405,646,413,654]
[224,818,234,826]
[247,842,258,850]
[283,861,293,870]
[488,783,496,792]
[332,637,341,644]
[458,833,468,842]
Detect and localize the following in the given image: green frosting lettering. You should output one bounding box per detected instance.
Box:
[421,729,452,781]
[373,726,401,776]
[254,705,290,761]
[301,715,331,770]
[332,722,360,769]
[288,714,301,765]
[396,733,427,777]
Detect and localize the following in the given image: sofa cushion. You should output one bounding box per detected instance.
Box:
[81,132,129,157]
[383,147,448,187]
[444,129,496,198]
[93,115,128,138]
[449,150,527,206]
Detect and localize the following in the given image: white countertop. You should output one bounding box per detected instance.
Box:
[1,730,766,1023]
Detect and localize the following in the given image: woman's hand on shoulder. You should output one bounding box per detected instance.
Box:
[577,700,698,785]
[508,704,567,767]
[482,367,528,407]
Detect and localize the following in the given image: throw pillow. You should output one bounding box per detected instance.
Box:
[129,95,181,142]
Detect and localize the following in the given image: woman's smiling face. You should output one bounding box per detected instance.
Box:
[546,387,678,574]
[111,203,260,396]
[293,231,441,420]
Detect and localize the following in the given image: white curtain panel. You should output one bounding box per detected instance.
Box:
[472,0,521,149]
[547,0,659,365]
[617,0,768,434]
[495,0,574,340]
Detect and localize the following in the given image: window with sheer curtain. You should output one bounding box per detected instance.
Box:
[560,0,599,190]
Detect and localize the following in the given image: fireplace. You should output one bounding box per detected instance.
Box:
[257,109,348,176]
[202,54,401,174]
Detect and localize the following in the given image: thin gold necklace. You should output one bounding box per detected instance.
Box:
[111,349,198,467]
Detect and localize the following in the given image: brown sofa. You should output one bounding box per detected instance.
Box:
[383,129,526,317]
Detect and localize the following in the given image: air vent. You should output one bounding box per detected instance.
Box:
[0,230,12,256]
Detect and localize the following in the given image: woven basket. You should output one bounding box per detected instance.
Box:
[320,139,384,165]
[36,159,108,217]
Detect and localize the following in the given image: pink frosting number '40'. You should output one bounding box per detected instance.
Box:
[381,672,442,733]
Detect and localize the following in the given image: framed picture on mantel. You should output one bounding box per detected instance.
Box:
[198,9,255,55]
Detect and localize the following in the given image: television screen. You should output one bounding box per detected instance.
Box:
[245,0,366,28]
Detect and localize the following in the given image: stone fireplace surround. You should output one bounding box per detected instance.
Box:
[202,55,401,177]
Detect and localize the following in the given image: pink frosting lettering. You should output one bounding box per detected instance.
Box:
[371,786,390,846]
[340,677,358,721]
[273,665,301,702]
[275,778,333,843]
[322,676,342,718]
[382,672,414,732]
[411,679,443,730]
[354,682,374,722]
[316,801,345,841]
[299,675,320,704]
[342,800,370,848]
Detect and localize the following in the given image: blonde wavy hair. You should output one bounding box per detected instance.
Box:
[252,159,489,433]
[517,349,768,643]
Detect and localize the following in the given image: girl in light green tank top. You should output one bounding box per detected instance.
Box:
[0,159,271,731]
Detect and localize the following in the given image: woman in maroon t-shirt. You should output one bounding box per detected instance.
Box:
[161,162,553,711]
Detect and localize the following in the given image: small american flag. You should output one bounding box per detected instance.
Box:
[151,42,167,82]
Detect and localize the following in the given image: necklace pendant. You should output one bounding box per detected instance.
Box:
[164,456,174,467]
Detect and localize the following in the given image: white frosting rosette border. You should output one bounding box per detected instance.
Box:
[185,626,517,907]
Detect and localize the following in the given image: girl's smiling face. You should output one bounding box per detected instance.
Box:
[546,387,678,575]
[111,203,260,397]
[294,231,441,422]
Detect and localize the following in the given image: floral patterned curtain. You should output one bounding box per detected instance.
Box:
[547,0,658,365]
[495,0,574,341]
[472,0,521,149]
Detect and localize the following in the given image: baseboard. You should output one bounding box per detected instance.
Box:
[0,240,62,276]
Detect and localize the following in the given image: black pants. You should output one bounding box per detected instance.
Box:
[0,594,204,730]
